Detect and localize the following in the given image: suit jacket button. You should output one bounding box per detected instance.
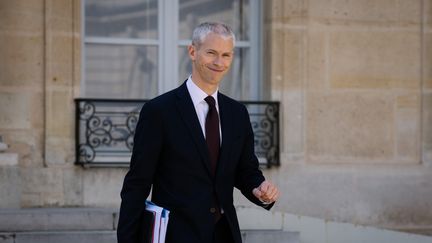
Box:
[210,207,216,213]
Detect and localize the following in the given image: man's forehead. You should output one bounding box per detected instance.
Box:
[204,48,234,54]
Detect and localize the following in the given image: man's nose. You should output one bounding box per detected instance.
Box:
[213,56,223,66]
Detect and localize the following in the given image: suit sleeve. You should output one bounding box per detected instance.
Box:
[117,101,164,243]
[234,105,274,210]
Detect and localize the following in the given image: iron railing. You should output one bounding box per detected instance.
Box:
[75,98,280,168]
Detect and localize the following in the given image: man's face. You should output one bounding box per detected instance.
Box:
[188,33,234,86]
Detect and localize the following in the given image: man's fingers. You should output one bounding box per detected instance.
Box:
[259,181,270,193]
[254,180,280,203]
[266,187,278,201]
[252,188,262,198]
[260,183,279,202]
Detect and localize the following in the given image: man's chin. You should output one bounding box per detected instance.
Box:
[205,76,223,85]
[209,78,223,85]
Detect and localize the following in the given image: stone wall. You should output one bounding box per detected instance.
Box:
[0,0,431,234]
[0,0,46,207]
[0,0,127,208]
[423,0,432,164]
[254,0,432,233]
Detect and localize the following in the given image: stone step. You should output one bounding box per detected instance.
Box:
[0,208,299,243]
[0,231,117,243]
[242,230,300,243]
[1,230,299,243]
[0,208,117,232]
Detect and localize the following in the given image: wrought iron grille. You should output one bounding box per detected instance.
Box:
[75,98,280,168]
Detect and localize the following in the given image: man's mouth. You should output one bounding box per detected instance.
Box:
[207,66,224,72]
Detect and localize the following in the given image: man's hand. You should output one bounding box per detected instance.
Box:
[252,180,280,204]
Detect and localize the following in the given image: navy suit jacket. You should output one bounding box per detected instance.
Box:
[117,82,272,243]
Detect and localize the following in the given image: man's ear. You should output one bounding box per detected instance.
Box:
[188,45,196,61]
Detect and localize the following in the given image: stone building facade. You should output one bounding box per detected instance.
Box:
[0,0,431,235]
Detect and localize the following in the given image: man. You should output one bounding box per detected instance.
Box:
[117,22,279,243]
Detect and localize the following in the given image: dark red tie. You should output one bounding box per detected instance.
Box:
[204,96,221,222]
[205,96,220,175]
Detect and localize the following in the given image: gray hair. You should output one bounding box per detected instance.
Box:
[191,22,236,47]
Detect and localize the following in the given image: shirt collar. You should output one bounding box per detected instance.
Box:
[186,75,219,107]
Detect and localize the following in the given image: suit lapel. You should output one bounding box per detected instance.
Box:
[175,83,212,177]
[216,93,234,178]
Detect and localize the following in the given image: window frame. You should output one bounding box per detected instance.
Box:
[81,0,263,99]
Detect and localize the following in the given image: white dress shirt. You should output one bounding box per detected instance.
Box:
[186,76,222,142]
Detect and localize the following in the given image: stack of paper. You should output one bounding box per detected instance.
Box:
[144,201,170,243]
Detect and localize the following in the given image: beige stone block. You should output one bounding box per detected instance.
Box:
[0,130,44,167]
[63,168,83,206]
[83,169,127,207]
[0,167,21,207]
[309,0,420,26]
[395,95,420,162]
[307,31,327,90]
[263,27,274,97]
[7,130,44,167]
[46,90,73,137]
[48,35,73,63]
[282,91,304,156]
[45,0,76,35]
[0,0,43,36]
[21,167,63,194]
[329,32,420,90]
[45,35,74,88]
[0,0,44,13]
[0,35,43,85]
[424,33,432,90]
[309,0,395,24]
[270,0,307,25]
[0,153,19,166]
[0,10,43,32]
[44,92,74,166]
[282,31,303,89]
[269,29,303,91]
[265,0,284,22]
[21,167,64,206]
[73,34,82,96]
[73,0,82,32]
[30,92,44,129]
[48,0,73,20]
[423,94,432,164]
[397,0,422,25]
[48,16,74,33]
[306,92,395,163]
[397,94,420,109]
[395,109,420,164]
[269,29,285,92]
[0,93,31,129]
[21,192,42,207]
[45,137,75,165]
[425,0,432,29]
[47,62,74,86]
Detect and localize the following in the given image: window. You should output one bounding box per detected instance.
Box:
[83,0,263,100]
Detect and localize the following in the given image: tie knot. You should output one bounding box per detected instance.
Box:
[205,96,216,108]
